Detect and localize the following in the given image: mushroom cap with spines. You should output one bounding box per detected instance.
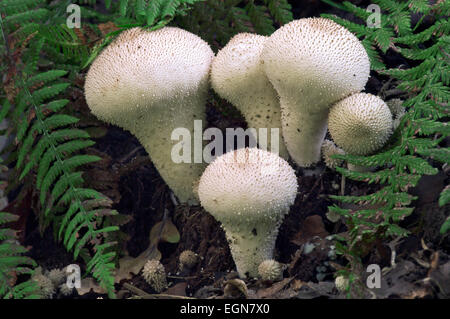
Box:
[32,268,55,299]
[198,147,298,278]
[328,93,393,156]
[258,259,284,282]
[321,139,345,169]
[179,250,199,269]
[84,27,214,203]
[142,259,168,293]
[59,283,74,296]
[335,275,349,292]
[47,268,66,286]
[211,33,288,158]
[262,17,370,167]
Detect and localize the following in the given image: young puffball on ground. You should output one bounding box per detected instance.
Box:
[328,93,393,171]
[84,27,214,204]
[198,147,298,279]
[211,33,289,159]
[262,17,370,167]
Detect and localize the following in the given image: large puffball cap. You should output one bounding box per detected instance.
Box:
[84,26,214,127]
[328,93,393,155]
[198,148,298,221]
[262,17,370,108]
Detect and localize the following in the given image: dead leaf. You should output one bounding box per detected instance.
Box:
[114,248,154,283]
[291,215,329,246]
[256,278,293,299]
[166,282,187,297]
[150,218,180,244]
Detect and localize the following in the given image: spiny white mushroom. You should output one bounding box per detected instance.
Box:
[328,93,393,156]
[211,33,288,158]
[321,139,345,169]
[59,283,74,296]
[198,147,298,278]
[31,268,55,299]
[84,27,214,203]
[142,259,168,293]
[262,17,370,167]
[335,275,349,292]
[258,259,284,282]
[47,268,66,286]
[179,250,199,270]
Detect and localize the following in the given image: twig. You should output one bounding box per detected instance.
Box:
[123,283,196,299]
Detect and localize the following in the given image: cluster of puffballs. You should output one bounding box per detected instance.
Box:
[84,18,399,280]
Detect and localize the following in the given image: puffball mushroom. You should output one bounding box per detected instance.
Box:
[142,259,167,293]
[258,259,284,282]
[262,17,370,167]
[198,147,298,278]
[84,27,214,203]
[211,33,289,158]
[328,93,393,156]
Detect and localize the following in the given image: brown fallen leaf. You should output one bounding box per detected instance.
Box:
[256,277,293,299]
[291,215,329,246]
[166,282,187,297]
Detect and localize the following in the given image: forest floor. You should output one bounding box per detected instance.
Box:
[7,0,449,299]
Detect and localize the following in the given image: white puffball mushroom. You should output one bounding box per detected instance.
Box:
[335,275,349,292]
[211,33,289,158]
[59,283,74,296]
[258,260,284,282]
[321,139,345,169]
[142,259,168,293]
[47,268,66,286]
[198,147,298,278]
[84,27,214,204]
[32,268,55,299]
[179,250,199,270]
[328,93,393,156]
[262,17,370,167]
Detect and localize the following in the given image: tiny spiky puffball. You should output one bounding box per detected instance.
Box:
[84,27,214,204]
[32,269,55,299]
[321,139,345,169]
[198,147,298,278]
[179,250,199,269]
[258,260,284,282]
[211,33,288,158]
[47,268,66,286]
[142,260,168,293]
[335,275,349,292]
[59,283,73,296]
[262,18,370,167]
[328,93,393,156]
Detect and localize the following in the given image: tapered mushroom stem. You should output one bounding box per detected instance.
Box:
[132,94,207,203]
[280,97,329,166]
[219,210,285,278]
